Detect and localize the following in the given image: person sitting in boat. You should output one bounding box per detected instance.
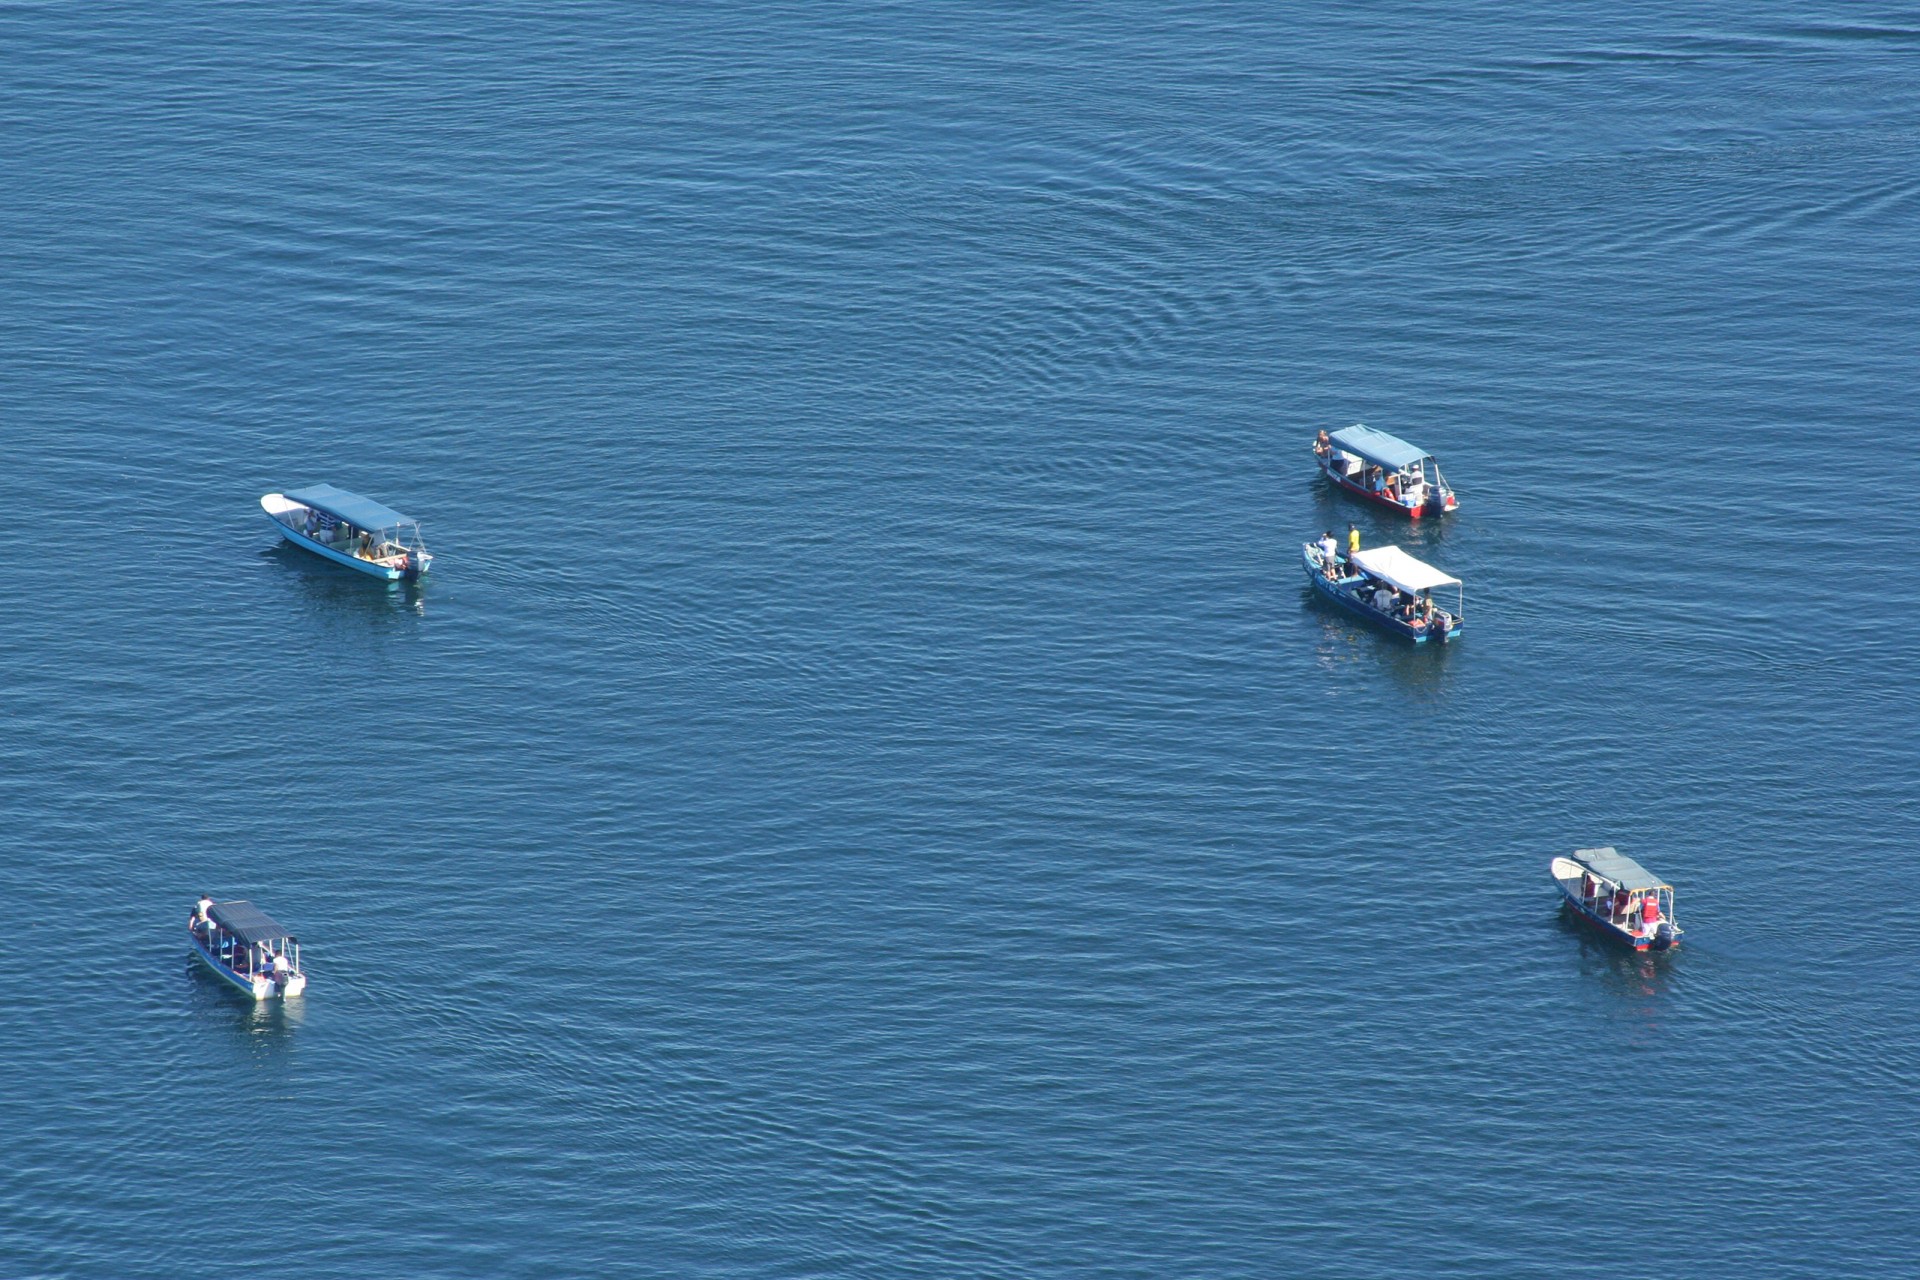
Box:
[1612,886,1632,920]
[1318,531,1339,572]
[1383,472,1401,501]
[1370,584,1394,612]
[1314,430,1332,461]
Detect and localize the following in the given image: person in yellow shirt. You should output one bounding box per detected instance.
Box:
[1347,524,1361,556]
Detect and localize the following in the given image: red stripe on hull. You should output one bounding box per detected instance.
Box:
[1318,465,1449,517]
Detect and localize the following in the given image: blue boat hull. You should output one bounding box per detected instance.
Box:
[1303,556,1460,643]
[268,513,421,581]
[1555,883,1678,951]
[189,926,273,999]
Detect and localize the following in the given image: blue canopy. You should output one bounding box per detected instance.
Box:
[284,484,415,531]
[1571,847,1669,892]
[1328,425,1431,471]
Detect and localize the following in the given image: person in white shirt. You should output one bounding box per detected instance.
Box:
[1318,531,1339,572]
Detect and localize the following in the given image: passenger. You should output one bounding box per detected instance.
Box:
[1384,472,1401,501]
[1318,531,1339,572]
[1347,524,1361,556]
[303,510,318,536]
[1371,584,1394,611]
[195,894,214,933]
[1641,894,1661,930]
[1314,430,1332,460]
[1613,887,1632,920]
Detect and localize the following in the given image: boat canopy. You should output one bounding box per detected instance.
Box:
[209,900,297,945]
[1329,424,1431,471]
[1570,846,1668,891]
[1347,545,1459,594]
[284,484,415,532]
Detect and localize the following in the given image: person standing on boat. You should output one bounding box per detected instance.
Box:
[1640,893,1661,933]
[194,894,214,934]
[1318,531,1339,573]
[1347,524,1361,556]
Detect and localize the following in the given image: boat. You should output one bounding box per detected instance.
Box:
[262,484,432,581]
[1550,847,1681,951]
[1301,538,1463,642]
[188,898,307,999]
[1313,424,1458,517]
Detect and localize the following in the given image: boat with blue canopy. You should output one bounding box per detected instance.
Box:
[1302,537,1463,642]
[262,484,431,580]
[1313,424,1458,517]
[188,897,307,999]
[1550,847,1681,951]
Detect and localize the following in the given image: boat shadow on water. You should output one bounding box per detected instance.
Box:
[1304,596,1460,694]
[261,542,427,617]
[1553,906,1676,997]
[182,959,306,1053]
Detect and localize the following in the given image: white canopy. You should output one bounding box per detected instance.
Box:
[1347,545,1459,594]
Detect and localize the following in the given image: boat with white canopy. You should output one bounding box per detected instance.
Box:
[188,898,307,999]
[1550,847,1681,951]
[1312,424,1458,517]
[262,484,431,581]
[1302,538,1463,642]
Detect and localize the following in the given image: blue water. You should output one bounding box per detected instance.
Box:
[3,3,1917,1275]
